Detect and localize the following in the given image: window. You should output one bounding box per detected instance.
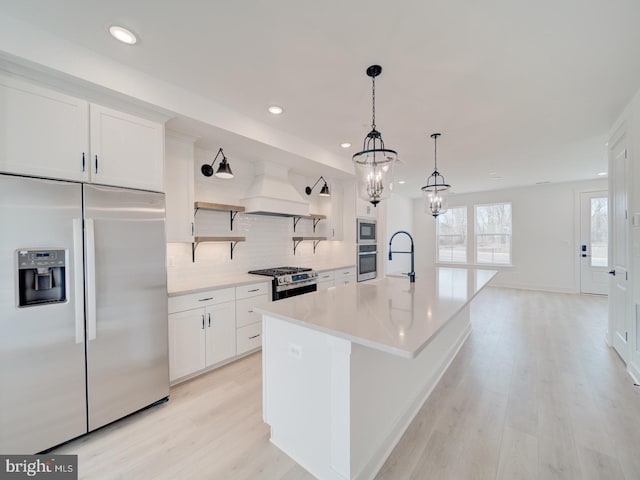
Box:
[475,203,512,265]
[590,197,608,267]
[437,207,467,263]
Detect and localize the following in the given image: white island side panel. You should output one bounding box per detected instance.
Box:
[262,305,472,480]
[263,315,352,480]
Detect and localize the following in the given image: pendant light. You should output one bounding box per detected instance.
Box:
[201,148,234,179]
[421,133,450,218]
[352,65,398,207]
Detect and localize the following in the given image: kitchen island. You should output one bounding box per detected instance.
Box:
[254,267,496,480]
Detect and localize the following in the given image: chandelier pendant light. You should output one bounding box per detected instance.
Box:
[421,133,451,218]
[352,65,398,207]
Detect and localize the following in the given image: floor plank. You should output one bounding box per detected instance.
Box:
[51,287,640,480]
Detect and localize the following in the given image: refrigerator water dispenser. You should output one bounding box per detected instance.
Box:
[17,249,67,307]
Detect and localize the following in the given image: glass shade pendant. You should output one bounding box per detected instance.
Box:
[421,133,451,218]
[424,190,448,217]
[352,65,398,207]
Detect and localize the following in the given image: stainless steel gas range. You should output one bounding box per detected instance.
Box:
[248,267,318,301]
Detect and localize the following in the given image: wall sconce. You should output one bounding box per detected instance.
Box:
[201,148,234,179]
[305,176,331,197]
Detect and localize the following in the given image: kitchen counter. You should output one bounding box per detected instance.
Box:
[167,263,357,297]
[167,273,266,297]
[255,267,496,359]
[257,267,496,480]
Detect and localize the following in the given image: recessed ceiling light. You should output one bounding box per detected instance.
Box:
[398,180,406,184]
[268,105,283,115]
[340,142,351,149]
[597,172,608,176]
[109,25,137,45]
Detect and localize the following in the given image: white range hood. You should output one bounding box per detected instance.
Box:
[242,163,310,217]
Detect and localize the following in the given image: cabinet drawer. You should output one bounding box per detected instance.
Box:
[317,271,335,283]
[236,282,270,300]
[334,267,356,278]
[168,287,235,314]
[318,280,335,290]
[237,322,262,354]
[336,276,356,286]
[236,295,269,328]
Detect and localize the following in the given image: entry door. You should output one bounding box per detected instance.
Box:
[580,191,609,295]
[610,133,629,362]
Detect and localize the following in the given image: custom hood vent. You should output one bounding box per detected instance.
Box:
[242,163,310,217]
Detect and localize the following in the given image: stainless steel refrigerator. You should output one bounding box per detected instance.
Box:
[0,174,169,454]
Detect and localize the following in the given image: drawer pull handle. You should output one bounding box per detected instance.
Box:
[248,288,260,292]
[248,334,261,340]
[248,309,254,313]
[198,297,214,301]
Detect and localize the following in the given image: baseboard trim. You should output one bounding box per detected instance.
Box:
[628,362,640,384]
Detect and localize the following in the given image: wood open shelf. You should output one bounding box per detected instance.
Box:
[292,236,327,255]
[194,202,245,231]
[192,236,246,262]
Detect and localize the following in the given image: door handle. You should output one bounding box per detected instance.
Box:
[208,313,211,327]
[85,218,97,341]
[72,218,85,344]
[609,270,616,276]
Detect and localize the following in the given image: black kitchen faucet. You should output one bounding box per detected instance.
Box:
[388,230,415,283]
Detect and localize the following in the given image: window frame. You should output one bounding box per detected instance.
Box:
[435,206,468,264]
[474,202,513,266]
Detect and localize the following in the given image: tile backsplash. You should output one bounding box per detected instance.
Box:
[167,211,354,287]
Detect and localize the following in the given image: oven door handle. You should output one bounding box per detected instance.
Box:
[275,280,318,292]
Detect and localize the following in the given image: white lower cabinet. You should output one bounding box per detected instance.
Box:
[237,322,263,355]
[235,282,270,355]
[204,302,237,367]
[334,267,357,285]
[168,282,270,384]
[168,309,206,381]
[317,270,336,290]
[168,288,237,383]
[168,301,236,382]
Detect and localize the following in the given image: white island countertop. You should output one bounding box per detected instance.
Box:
[255,267,496,359]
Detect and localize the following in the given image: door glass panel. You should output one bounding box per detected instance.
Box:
[590,197,608,267]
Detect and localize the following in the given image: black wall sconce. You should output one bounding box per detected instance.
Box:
[201,148,234,179]
[305,176,330,197]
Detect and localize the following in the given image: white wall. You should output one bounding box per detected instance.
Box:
[385,194,415,275]
[405,179,608,293]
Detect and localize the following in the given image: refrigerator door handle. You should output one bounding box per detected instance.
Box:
[73,218,85,344]
[86,218,97,341]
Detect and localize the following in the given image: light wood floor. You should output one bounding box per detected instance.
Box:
[53,287,640,480]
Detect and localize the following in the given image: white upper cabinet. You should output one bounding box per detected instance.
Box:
[89,104,164,192]
[165,133,195,243]
[0,75,165,192]
[328,181,344,240]
[0,75,89,182]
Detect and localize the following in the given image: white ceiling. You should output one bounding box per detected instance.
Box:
[2,0,640,196]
